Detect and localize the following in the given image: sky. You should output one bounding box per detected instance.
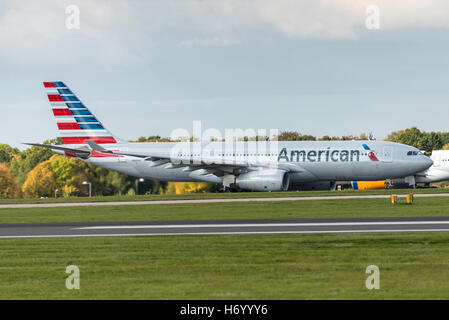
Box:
[1,0,449,148]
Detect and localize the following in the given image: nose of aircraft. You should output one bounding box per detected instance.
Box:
[418,155,433,171]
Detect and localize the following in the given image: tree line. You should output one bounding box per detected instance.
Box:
[0,127,447,199]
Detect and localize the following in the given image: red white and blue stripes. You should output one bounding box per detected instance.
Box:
[44,81,117,145]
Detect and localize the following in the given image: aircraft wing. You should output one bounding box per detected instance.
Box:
[86,140,305,173]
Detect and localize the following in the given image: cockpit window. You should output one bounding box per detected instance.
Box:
[407,151,419,156]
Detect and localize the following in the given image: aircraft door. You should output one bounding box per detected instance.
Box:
[434,154,441,167]
[382,146,393,162]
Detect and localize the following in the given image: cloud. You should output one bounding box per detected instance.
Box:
[177,36,238,47]
[0,0,149,65]
[1,0,449,65]
[168,0,449,40]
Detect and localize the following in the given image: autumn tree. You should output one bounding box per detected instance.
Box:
[165,182,214,194]
[22,154,92,198]
[10,138,60,185]
[22,160,57,198]
[0,163,20,198]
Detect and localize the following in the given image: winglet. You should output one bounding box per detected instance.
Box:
[86,140,112,153]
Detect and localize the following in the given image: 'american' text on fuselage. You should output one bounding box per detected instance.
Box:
[278,148,361,162]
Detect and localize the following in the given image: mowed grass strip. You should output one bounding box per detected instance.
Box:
[1,232,449,299]
[1,197,449,224]
[0,188,448,205]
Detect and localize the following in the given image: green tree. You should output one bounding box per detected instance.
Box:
[419,132,443,151]
[0,144,20,165]
[438,132,449,146]
[387,128,444,151]
[87,167,134,196]
[276,131,316,141]
[387,127,424,148]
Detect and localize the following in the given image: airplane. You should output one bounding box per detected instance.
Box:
[26,81,433,192]
[414,150,449,185]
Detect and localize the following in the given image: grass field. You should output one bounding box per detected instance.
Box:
[1,232,449,299]
[2,194,449,299]
[1,196,449,224]
[0,187,448,205]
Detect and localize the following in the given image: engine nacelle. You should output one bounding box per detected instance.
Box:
[235,169,290,192]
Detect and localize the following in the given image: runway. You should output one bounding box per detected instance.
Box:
[2,216,449,238]
[1,192,449,209]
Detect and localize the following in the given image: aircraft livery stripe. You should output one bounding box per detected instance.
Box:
[44,81,117,145]
[57,123,81,130]
[61,137,117,144]
[53,109,73,116]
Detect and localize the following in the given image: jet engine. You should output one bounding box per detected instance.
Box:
[235,169,290,192]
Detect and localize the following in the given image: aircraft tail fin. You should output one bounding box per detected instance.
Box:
[43,81,123,145]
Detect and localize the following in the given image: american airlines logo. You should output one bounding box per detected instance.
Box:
[364,143,379,161]
[272,145,379,162]
[278,148,362,162]
[368,151,379,162]
[277,144,380,163]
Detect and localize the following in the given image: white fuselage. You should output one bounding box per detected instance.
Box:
[414,150,449,184]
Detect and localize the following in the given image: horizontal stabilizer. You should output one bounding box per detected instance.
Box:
[23,143,91,159]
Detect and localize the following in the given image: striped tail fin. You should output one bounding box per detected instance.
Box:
[43,81,122,145]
